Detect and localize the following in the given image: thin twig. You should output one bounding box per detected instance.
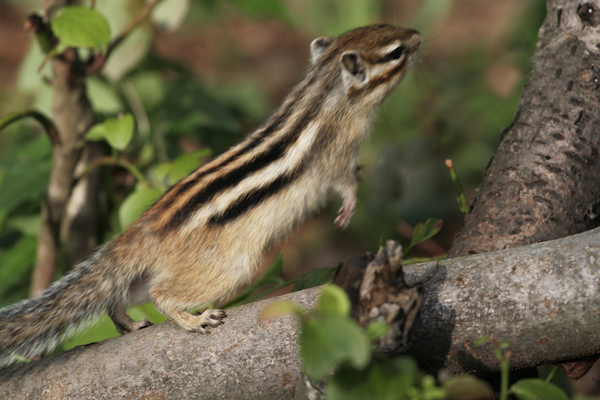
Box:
[0,109,60,145]
[86,0,162,75]
[106,0,162,57]
[80,155,163,191]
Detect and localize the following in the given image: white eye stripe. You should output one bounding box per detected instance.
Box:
[378,41,402,56]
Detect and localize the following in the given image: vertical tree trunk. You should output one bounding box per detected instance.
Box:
[448,0,600,258]
[31,0,101,294]
[441,0,600,380]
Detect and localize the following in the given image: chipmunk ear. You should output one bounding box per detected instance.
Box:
[341,51,368,86]
[310,37,333,65]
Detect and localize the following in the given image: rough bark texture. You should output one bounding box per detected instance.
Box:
[0,288,319,400]
[404,228,600,374]
[2,230,600,398]
[449,0,600,257]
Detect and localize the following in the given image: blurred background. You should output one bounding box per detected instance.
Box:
[0,0,547,362]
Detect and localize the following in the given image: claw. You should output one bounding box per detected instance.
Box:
[334,199,356,229]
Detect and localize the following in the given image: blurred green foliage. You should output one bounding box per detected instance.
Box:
[0,0,546,363]
[265,285,575,399]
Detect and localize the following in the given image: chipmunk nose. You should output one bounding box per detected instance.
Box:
[405,29,422,50]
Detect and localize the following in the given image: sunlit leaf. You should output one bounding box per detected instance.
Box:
[316,284,350,317]
[85,123,106,141]
[50,6,111,51]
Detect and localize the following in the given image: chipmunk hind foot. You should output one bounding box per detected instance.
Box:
[109,305,153,335]
[175,309,227,333]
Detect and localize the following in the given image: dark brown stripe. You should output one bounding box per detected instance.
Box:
[152,133,268,213]
[162,93,324,232]
[207,166,305,226]
[365,58,409,89]
[152,72,320,214]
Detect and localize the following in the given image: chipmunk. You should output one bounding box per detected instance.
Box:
[0,24,421,366]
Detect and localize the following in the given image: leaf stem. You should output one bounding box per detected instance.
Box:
[499,356,510,400]
[80,155,163,190]
[105,0,161,59]
[445,159,469,214]
[86,0,163,75]
[0,109,60,145]
[545,365,560,382]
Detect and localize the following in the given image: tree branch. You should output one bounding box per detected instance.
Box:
[2,230,600,398]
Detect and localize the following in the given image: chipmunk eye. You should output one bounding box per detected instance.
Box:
[388,45,405,60]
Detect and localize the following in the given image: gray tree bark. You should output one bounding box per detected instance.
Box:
[446,0,600,380]
[448,0,600,257]
[1,230,600,399]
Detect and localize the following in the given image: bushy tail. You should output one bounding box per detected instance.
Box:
[0,256,113,367]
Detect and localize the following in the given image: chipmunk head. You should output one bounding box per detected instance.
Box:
[310,24,421,101]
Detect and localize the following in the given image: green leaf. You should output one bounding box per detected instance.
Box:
[87,77,124,114]
[511,379,569,400]
[407,218,443,252]
[50,6,111,51]
[62,314,120,350]
[252,254,284,288]
[326,366,375,400]
[135,302,167,323]
[167,149,211,184]
[129,71,167,112]
[163,79,240,136]
[0,236,37,303]
[6,215,41,237]
[327,358,419,400]
[300,315,371,380]
[0,137,51,212]
[85,123,106,141]
[316,284,350,317]
[119,185,163,229]
[104,114,135,151]
[260,300,304,320]
[292,267,333,292]
[366,322,389,340]
[444,375,493,400]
